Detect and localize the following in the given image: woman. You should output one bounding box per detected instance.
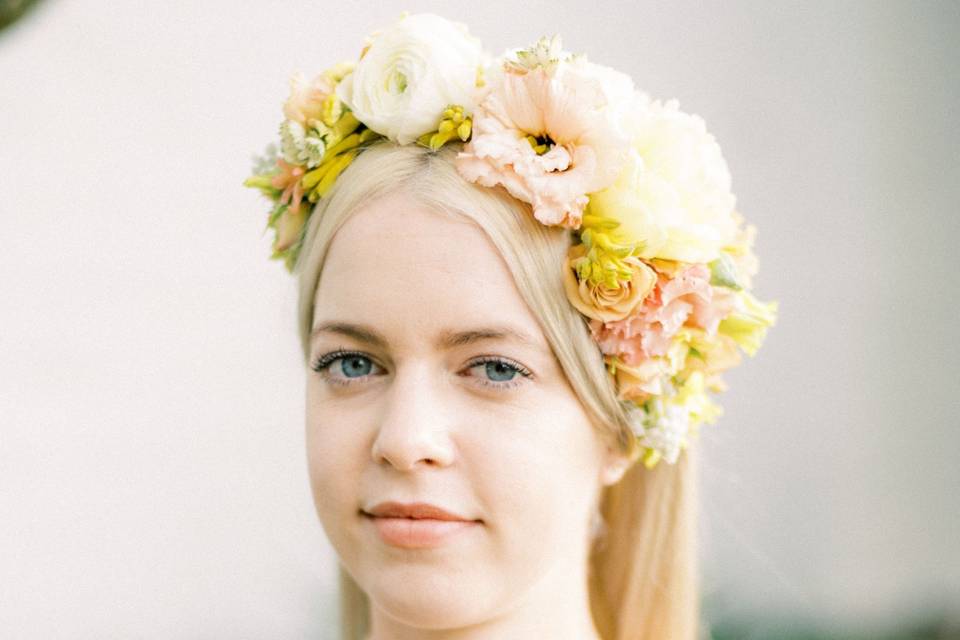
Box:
[246,12,776,639]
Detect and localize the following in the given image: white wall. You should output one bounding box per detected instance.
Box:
[1,1,957,637]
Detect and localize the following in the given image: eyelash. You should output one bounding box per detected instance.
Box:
[309,348,533,391]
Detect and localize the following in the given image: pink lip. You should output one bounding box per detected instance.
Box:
[362,502,482,549]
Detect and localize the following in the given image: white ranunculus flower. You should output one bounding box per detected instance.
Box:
[335,12,484,145]
[588,99,739,264]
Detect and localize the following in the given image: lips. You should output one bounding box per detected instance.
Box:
[362,501,481,549]
[365,501,474,521]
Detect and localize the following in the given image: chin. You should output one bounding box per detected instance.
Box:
[365,571,498,629]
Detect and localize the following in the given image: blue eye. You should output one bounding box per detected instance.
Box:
[467,356,533,390]
[340,355,372,378]
[485,360,518,382]
[311,350,382,387]
[311,350,533,391]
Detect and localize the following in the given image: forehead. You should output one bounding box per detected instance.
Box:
[313,192,549,349]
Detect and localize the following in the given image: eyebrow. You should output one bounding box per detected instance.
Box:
[310,321,546,352]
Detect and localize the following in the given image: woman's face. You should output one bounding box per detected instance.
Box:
[306,191,628,629]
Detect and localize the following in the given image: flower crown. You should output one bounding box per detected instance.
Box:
[245,11,778,469]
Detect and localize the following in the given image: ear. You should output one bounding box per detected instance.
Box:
[598,444,634,487]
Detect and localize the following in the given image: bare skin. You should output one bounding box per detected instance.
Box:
[305,191,630,639]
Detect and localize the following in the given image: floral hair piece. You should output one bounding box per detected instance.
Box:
[245,11,778,468]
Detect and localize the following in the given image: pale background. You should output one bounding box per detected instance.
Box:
[1,1,958,638]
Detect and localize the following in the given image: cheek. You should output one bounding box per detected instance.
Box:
[305,392,369,517]
[305,394,381,575]
[470,402,603,552]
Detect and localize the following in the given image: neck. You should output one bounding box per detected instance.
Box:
[364,555,601,640]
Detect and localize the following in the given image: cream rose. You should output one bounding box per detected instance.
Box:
[588,99,739,264]
[335,12,484,145]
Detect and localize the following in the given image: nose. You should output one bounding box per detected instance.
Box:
[370,361,456,471]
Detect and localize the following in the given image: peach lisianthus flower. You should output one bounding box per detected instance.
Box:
[590,263,736,365]
[284,71,334,127]
[611,340,686,401]
[612,323,741,404]
[562,244,656,322]
[455,45,633,228]
[615,357,671,401]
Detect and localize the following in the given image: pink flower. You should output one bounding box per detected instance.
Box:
[455,59,631,228]
[612,355,675,402]
[283,72,336,127]
[589,263,736,366]
[270,158,306,215]
[270,159,308,252]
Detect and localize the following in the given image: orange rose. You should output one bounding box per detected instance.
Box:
[562,244,656,322]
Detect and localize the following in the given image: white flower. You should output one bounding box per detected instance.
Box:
[454,43,635,228]
[504,34,570,74]
[588,99,739,264]
[279,120,326,168]
[638,397,690,464]
[622,401,648,439]
[335,12,484,145]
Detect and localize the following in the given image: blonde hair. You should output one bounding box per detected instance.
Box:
[294,141,699,640]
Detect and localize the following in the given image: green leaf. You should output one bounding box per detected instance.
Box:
[265,203,288,230]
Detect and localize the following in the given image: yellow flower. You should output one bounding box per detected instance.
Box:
[646,257,685,277]
[416,105,472,150]
[575,211,645,288]
[674,327,742,376]
[674,371,723,431]
[718,290,778,356]
[588,99,740,263]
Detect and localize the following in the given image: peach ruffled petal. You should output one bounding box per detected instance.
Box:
[455,62,630,229]
[589,262,727,366]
